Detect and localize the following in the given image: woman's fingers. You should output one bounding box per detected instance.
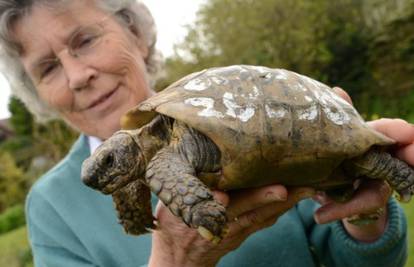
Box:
[332,87,353,105]
[227,187,315,235]
[368,118,414,145]
[314,180,391,224]
[395,143,414,165]
[226,184,289,220]
[212,190,230,207]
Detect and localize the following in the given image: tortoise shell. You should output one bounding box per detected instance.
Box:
[121,65,394,190]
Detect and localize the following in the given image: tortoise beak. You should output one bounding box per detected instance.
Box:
[81,157,105,190]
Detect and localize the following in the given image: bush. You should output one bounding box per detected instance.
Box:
[0,204,25,235]
[0,151,28,211]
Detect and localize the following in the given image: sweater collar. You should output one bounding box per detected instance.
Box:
[88,135,103,154]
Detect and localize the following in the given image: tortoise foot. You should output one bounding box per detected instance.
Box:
[190,200,228,243]
[396,186,413,203]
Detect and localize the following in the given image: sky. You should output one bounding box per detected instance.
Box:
[0,0,205,119]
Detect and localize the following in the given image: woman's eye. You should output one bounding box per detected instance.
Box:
[75,33,100,49]
[79,35,96,47]
[41,62,58,78]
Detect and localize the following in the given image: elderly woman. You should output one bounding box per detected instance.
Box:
[0,0,410,266]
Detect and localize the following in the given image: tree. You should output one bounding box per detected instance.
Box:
[0,151,27,212]
[167,0,332,82]
[2,96,78,171]
[8,97,33,137]
[165,0,414,121]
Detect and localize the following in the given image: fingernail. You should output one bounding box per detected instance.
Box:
[314,213,322,224]
[314,209,328,224]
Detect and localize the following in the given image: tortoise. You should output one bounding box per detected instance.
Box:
[81,65,414,243]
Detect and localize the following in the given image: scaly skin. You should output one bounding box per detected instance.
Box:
[145,121,227,241]
[345,148,414,202]
[113,180,154,235]
[82,114,414,241]
[146,146,227,241]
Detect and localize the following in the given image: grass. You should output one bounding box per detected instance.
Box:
[402,201,414,267]
[0,226,32,267]
[0,205,412,267]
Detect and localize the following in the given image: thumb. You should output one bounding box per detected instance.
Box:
[332,87,353,105]
[212,190,230,207]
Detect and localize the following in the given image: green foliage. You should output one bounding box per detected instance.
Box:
[0,205,25,235]
[0,226,32,267]
[31,120,79,163]
[402,202,414,267]
[365,2,414,120]
[8,97,33,137]
[165,0,414,121]
[0,151,28,212]
[0,136,35,170]
[167,0,333,82]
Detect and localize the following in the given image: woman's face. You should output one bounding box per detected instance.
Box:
[13,0,155,139]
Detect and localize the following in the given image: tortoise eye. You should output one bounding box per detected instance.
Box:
[103,152,114,167]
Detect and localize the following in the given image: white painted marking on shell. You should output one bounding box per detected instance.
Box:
[184,98,224,118]
[265,73,273,79]
[223,93,237,118]
[297,105,318,121]
[305,96,313,102]
[257,66,271,74]
[300,74,352,125]
[265,105,287,119]
[222,92,255,122]
[323,107,350,125]
[295,83,308,91]
[275,70,288,80]
[210,76,227,85]
[248,86,260,99]
[184,78,212,91]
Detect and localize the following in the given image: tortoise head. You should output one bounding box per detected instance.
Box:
[81,131,146,194]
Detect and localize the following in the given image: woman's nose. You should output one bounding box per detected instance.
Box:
[60,54,98,91]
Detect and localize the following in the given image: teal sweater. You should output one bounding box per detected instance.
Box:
[26,135,407,267]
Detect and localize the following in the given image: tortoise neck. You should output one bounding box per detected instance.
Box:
[130,115,174,165]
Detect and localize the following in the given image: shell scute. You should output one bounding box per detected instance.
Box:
[123,65,394,189]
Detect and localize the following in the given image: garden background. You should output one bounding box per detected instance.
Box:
[1,0,414,266]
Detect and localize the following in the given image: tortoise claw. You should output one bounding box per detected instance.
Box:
[198,226,215,241]
[197,226,226,244]
[396,188,413,203]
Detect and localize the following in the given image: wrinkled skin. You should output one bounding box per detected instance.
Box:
[82,65,414,243]
[82,132,145,194]
[82,84,414,266]
[82,67,414,243]
[148,109,414,267]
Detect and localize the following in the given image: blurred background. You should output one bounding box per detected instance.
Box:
[0,0,413,266]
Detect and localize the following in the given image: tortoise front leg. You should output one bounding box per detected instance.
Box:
[112,179,155,235]
[146,146,227,243]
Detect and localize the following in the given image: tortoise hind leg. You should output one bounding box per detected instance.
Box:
[112,180,155,235]
[344,149,414,202]
[146,146,227,243]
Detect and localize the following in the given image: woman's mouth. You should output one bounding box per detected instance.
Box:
[87,87,118,110]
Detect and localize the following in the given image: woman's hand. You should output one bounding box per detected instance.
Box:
[149,185,315,267]
[314,118,414,242]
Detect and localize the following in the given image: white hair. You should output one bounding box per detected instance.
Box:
[0,0,163,122]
